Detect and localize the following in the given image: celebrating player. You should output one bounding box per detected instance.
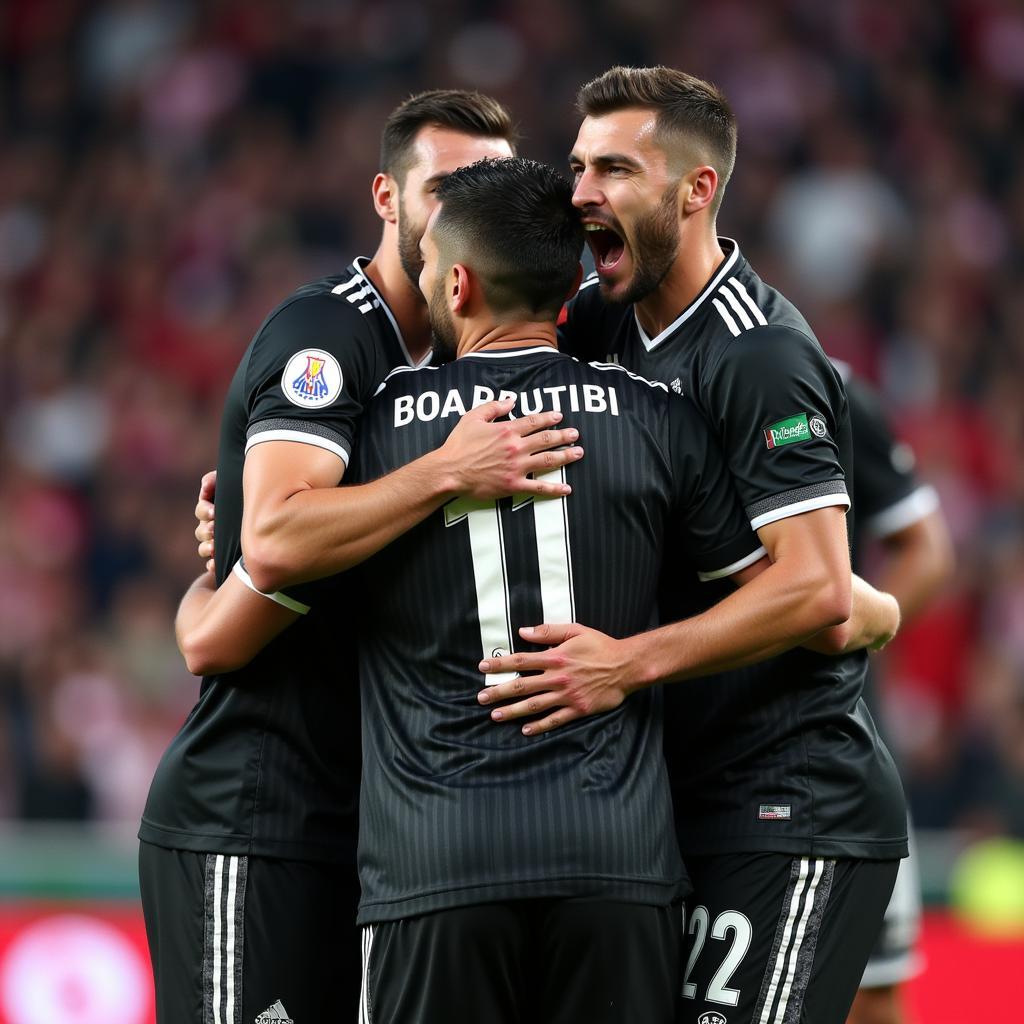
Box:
[137,92,583,1024]
[478,66,908,1024]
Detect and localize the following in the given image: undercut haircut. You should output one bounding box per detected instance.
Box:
[433,158,584,320]
[381,90,517,185]
[578,66,737,215]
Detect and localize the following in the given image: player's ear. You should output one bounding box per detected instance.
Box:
[450,264,471,314]
[372,173,399,224]
[681,166,719,216]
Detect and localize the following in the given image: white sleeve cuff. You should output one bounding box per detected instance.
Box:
[232,560,311,615]
[244,428,349,465]
[864,486,939,538]
[697,545,768,582]
[750,493,851,531]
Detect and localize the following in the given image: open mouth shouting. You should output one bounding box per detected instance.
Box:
[584,221,626,275]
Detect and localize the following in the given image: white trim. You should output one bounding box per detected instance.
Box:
[225,856,237,1024]
[712,297,741,337]
[578,274,600,291]
[461,345,561,360]
[588,361,668,391]
[864,485,939,538]
[758,858,810,1024]
[635,239,740,351]
[750,493,850,532]
[244,428,349,466]
[344,286,372,304]
[351,258,432,368]
[727,277,768,326]
[719,284,755,331]
[212,854,224,1024]
[232,560,311,615]
[331,276,362,295]
[360,925,376,1024]
[773,858,825,1023]
[697,544,767,582]
[860,951,924,988]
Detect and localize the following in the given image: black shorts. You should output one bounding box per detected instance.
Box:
[680,854,898,1024]
[361,898,682,1024]
[139,842,361,1023]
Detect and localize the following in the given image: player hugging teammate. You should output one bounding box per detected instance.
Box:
[148,69,925,1024]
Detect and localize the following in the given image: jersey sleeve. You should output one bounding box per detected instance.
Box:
[847,375,939,538]
[244,294,383,467]
[703,326,850,531]
[667,394,767,580]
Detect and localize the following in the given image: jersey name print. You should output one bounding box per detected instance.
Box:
[560,239,908,862]
[346,347,764,923]
[140,259,427,863]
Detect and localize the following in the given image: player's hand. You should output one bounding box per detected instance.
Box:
[195,470,217,572]
[477,623,636,735]
[438,398,583,500]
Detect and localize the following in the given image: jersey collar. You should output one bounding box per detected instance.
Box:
[634,238,740,352]
[351,257,433,369]
[460,345,563,361]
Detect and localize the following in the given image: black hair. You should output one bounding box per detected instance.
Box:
[433,157,584,319]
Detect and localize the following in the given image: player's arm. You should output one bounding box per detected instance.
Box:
[242,400,581,592]
[478,328,898,732]
[175,569,299,676]
[871,509,953,620]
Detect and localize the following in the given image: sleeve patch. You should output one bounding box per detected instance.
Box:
[280,349,344,409]
[764,412,828,449]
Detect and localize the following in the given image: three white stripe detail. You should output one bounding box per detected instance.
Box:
[207,854,244,1024]
[758,857,825,1024]
[359,925,376,1024]
[713,278,768,337]
[212,855,224,1024]
[331,275,381,314]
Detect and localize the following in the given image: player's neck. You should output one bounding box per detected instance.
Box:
[362,240,433,363]
[458,321,558,358]
[633,228,726,339]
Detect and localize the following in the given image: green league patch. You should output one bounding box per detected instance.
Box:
[764,413,829,449]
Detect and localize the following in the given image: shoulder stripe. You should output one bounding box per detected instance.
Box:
[345,286,372,304]
[718,285,755,331]
[727,277,768,326]
[588,361,669,391]
[331,277,362,295]
[712,297,741,337]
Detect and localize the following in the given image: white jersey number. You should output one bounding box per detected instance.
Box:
[444,467,575,685]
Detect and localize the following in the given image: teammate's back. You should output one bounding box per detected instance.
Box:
[349,347,759,923]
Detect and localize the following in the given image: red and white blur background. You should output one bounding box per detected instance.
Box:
[0,2,1022,1021]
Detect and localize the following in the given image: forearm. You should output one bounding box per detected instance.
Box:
[176,570,298,675]
[245,448,458,590]
[804,574,900,655]
[624,559,849,689]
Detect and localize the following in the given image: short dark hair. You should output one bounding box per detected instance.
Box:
[380,90,517,184]
[577,66,737,214]
[433,158,583,320]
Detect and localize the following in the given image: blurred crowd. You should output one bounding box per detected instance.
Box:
[0,0,1022,847]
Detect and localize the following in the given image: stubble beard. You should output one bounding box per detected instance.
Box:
[429,277,458,362]
[603,183,680,307]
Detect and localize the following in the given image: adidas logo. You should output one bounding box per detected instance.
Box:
[670,378,682,394]
[255,1000,294,1023]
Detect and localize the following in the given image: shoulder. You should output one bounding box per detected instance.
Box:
[708,322,838,388]
[255,275,380,346]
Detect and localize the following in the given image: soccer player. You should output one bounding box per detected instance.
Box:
[837,365,953,1024]
[138,92,582,1024]
[179,154,768,1023]
[478,67,908,1023]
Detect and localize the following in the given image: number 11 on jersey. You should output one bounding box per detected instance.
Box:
[444,467,576,687]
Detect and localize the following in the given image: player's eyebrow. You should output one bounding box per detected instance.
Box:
[568,152,643,172]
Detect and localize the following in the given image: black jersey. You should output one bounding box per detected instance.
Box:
[561,240,908,861]
[837,360,939,724]
[835,362,939,567]
[140,259,429,863]
[343,347,764,924]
